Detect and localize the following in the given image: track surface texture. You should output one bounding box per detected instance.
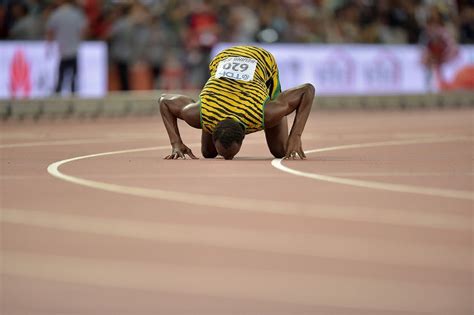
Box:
[1,109,473,315]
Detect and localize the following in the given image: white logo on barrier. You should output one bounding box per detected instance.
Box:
[316,49,354,88]
[215,57,257,82]
[364,50,401,88]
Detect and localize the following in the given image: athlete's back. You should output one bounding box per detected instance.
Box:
[200,46,281,134]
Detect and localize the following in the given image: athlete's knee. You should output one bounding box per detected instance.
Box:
[269,145,286,158]
[201,148,218,159]
[271,150,285,159]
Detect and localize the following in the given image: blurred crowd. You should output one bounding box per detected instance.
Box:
[1,0,473,90]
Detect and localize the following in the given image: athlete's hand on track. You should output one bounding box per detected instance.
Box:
[285,135,306,160]
[165,143,198,160]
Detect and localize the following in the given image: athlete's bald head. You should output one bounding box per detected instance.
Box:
[212,118,245,160]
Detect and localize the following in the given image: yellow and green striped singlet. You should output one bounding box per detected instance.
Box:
[199,46,281,134]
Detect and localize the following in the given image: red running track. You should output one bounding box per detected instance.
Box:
[1,109,473,314]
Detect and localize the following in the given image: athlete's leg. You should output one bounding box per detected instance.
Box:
[264,83,314,159]
[264,116,288,158]
[201,130,218,158]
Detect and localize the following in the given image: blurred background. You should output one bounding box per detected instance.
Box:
[0,0,473,99]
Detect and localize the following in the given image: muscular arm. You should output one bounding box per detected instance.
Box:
[264,83,315,159]
[159,94,201,159]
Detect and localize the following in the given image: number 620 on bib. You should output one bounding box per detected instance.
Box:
[215,57,258,82]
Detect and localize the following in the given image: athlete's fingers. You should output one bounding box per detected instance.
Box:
[164,155,171,160]
[177,151,185,159]
[284,151,295,159]
[298,149,306,159]
[187,150,198,159]
[188,152,198,159]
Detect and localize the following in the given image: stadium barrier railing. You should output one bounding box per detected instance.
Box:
[1,90,473,120]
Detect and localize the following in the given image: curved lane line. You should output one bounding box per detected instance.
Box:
[45,137,473,231]
[272,137,474,201]
[46,137,474,218]
[47,144,316,217]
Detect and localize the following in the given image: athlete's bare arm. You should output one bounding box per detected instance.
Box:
[264,83,315,159]
[159,94,201,159]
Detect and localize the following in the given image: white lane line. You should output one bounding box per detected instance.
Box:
[305,136,472,154]
[46,142,470,230]
[315,172,474,177]
[46,144,305,216]
[272,137,474,201]
[7,171,473,181]
[46,146,336,216]
[1,208,470,272]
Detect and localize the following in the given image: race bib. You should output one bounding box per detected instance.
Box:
[215,57,257,82]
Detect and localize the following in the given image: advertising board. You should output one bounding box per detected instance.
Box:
[0,41,107,99]
[212,43,474,95]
